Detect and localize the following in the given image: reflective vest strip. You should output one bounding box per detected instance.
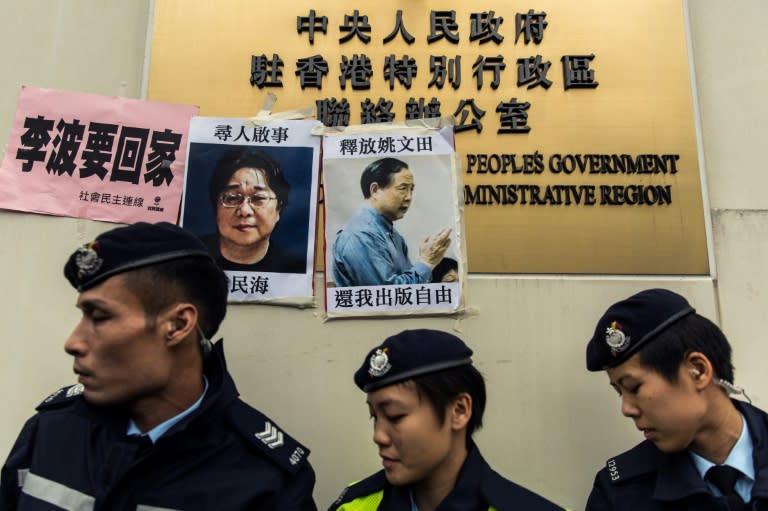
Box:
[337,492,502,511]
[336,490,384,511]
[21,471,95,511]
[17,468,29,487]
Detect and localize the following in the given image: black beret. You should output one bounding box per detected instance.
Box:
[354,329,473,392]
[586,288,695,371]
[64,222,213,291]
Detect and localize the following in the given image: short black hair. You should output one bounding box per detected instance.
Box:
[431,257,458,283]
[410,364,486,446]
[208,148,290,211]
[121,257,228,342]
[637,313,734,383]
[360,157,408,199]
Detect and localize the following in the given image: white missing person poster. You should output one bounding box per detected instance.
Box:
[323,120,466,318]
[181,117,321,304]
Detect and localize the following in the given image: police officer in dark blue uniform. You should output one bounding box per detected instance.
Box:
[328,329,567,511]
[585,288,768,510]
[0,222,317,510]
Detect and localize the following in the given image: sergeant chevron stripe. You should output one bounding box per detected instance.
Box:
[254,421,284,449]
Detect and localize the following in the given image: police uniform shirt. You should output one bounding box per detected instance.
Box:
[126,377,209,443]
[409,491,419,511]
[688,412,755,502]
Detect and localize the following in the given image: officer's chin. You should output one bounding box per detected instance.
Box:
[81,390,108,406]
[650,437,686,454]
[81,389,127,409]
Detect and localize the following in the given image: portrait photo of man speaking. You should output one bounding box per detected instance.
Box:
[331,157,453,287]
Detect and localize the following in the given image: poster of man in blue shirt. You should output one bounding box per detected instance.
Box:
[332,157,452,287]
[322,123,464,318]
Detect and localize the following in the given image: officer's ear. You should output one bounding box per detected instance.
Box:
[683,351,714,390]
[448,392,472,432]
[163,303,198,348]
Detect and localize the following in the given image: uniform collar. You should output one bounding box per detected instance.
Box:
[126,376,209,443]
[737,400,768,499]
[652,400,768,502]
[119,340,238,442]
[409,490,419,511]
[385,443,488,511]
[446,442,488,504]
[652,451,709,501]
[172,339,240,431]
[688,412,754,500]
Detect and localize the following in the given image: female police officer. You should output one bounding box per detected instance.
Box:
[585,288,768,510]
[328,329,566,511]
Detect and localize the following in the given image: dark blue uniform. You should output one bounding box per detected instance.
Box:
[586,400,768,510]
[328,443,566,511]
[0,341,317,510]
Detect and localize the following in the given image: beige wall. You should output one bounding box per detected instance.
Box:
[0,1,765,509]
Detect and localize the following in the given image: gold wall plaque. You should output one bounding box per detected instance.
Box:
[148,0,707,274]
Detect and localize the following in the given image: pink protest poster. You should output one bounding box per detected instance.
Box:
[0,86,198,223]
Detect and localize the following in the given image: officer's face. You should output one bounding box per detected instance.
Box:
[607,353,706,453]
[370,168,414,222]
[367,381,465,489]
[64,275,174,409]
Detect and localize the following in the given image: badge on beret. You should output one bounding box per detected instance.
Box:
[75,241,103,280]
[368,348,391,377]
[605,320,631,355]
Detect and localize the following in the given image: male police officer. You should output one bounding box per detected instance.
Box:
[329,329,567,511]
[585,288,768,510]
[0,222,317,510]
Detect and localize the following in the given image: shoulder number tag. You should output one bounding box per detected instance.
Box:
[607,459,620,481]
[289,446,305,466]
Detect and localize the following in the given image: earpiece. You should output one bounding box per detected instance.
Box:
[690,368,701,378]
[717,379,752,404]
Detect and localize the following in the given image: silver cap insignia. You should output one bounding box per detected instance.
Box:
[75,243,103,279]
[605,321,631,355]
[368,348,391,377]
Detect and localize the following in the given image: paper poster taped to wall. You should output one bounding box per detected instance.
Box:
[0,86,198,223]
[181,117,321,304]
[323,120,465,318]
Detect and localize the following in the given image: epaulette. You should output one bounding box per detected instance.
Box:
[329,471,387,509]
[226,399,311,474]
[603,440,662,485]
[36,383,85,411]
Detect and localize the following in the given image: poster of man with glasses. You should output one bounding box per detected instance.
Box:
[181,117,321,304]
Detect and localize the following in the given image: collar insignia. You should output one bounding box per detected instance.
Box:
[368,348,391,377]
[605,320,631,356]
[43,388,64,403]
[66,383,85,398]
[75,241,103,280]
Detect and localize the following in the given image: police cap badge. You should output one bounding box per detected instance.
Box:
[64,222,213,291]
[354,329,473,392]
[586,288,695,371]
